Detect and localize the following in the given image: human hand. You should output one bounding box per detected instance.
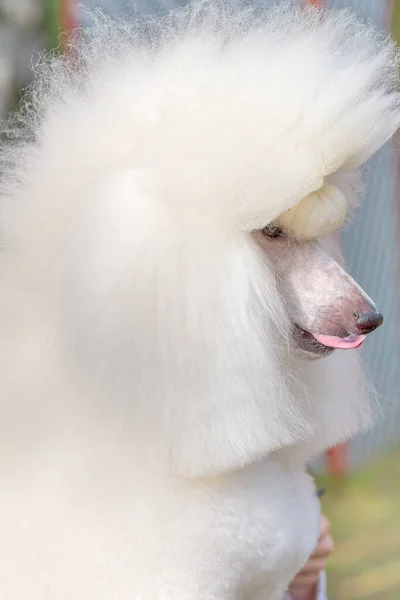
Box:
[287,515,334,600]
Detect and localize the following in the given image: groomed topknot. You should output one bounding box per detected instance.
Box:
[1,0,400,240]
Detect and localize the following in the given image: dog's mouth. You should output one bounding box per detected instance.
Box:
[293,325,366,356]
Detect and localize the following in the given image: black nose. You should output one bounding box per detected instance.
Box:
[355,310,383,335]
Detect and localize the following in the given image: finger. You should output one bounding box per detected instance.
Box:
[290,573,320,587]
[297,558,327,576]
[311,534,335,559]
[319,515,331,539]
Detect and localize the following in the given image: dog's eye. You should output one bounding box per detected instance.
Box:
[261,225,285,239]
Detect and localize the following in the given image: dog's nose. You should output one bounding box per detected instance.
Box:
[355,310,383,335]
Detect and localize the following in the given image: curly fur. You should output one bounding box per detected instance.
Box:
[0,1,398,598]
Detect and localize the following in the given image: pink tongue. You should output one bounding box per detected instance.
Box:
[313,334,366,350]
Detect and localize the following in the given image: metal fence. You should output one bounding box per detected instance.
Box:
[328,0,400,469]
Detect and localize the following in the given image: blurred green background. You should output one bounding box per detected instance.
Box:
[317,447,400,600]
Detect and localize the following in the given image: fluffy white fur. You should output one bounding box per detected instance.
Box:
[0,1,399,598]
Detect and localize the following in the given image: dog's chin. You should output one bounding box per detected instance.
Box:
[292,325,366,359]
[293,326,335,360]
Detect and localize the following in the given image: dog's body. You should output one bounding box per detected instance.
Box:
[0,2,399,598]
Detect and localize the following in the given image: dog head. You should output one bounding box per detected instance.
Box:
[1,1,399,478]
[252,226,382,359]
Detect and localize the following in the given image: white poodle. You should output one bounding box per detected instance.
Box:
[0,1,399,598]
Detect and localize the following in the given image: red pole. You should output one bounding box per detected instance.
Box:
[60,0,77,49]
[326,445,348,479]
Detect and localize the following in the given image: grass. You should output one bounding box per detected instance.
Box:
[316,446,400,600]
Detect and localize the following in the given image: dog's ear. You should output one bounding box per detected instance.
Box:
[52,170,313,478]
[148,230,316,479]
